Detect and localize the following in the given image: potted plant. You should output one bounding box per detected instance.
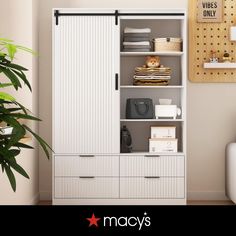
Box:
[0,37,51,191]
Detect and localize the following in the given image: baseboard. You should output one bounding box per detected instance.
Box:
[187,191,229,201]
[29,193,40,205]
[40,191,229,202]
[39,191,52,201]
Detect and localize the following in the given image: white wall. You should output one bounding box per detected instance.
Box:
[39,0,235,201]
[0,0,39,204]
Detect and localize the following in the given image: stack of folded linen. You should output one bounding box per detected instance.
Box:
[133,67,172,86]
[123,27,151,52]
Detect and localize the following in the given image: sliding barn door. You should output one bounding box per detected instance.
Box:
[53,15,119,154]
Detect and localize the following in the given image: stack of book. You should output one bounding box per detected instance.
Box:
[123,27,151,52]
[133,67,171,86]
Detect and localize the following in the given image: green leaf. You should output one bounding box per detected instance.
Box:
[13,142,33,149]
[14,101,29,115]
[3,108,23,113]
[16,45,36,56]
[8,149,21,157]
[8,113,41,121]
[6,44,17,61]
[2,63,28,71]
[0,92,16,101]
[0,67,22,90]
[5,165,16,192]
[0,115,26,147]
[9,161,29,179]
[0,38,14,43]
[23,125,52,159]
[12,69,32,91]
[0,83,13,88]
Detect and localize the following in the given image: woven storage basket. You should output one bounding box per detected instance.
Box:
[154,38,182,52]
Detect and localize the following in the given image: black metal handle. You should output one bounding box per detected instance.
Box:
[115,73,119,90]
[145,155,161,158]
[145,177,160,179]
[79,155,95,158]
[79,177,95,179]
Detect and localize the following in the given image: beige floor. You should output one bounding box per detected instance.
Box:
[38,201,235,205]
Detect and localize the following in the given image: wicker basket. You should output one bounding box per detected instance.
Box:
[154,38,182,52]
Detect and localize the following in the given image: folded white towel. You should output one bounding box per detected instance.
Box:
[124,27,151,33]
[123,41,150,46]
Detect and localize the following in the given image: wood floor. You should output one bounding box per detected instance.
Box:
[38,201,235,205]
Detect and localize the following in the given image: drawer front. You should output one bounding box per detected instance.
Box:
[120,155,184,177]
[55,177,119,199]
[55,155,119,177]
[120,177,185,199]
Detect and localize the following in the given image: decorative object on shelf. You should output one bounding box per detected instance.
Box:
[146,56,160,68]
[120,125,132,153]
[159,99,172,105]
[155,105,182,120]
[149,125,178,153]
[209,50,219,63]
[151,126,176,139]
[197,0,223,23]
[123,27,151,52]
[189,0,236,83]
[133,56,171,86]
[126,98,154,119]
[149,138,178,153]
[222,52,232,63]
[153,38,182,52]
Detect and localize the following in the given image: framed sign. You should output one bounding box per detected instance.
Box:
[197,0,223,22]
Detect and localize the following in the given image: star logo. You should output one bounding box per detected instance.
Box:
[86,213,101,227]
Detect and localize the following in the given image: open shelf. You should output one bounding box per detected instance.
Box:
[120,121,184,153]
[204,63,236,69]
[121,51,184,57]
[120,85,184,89]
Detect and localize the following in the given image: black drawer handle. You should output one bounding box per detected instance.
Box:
[145,155,161,158]
[79,177,95,179]
[79,155,95,158]
[145,177,160,179]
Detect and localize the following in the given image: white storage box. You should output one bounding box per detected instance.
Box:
[151,126,176,139]
[154,38,182,52]
[149,139,178,153]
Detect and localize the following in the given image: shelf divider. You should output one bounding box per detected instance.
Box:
[120,85,184,89]
[120,119,184,122]
[121,51,184,57]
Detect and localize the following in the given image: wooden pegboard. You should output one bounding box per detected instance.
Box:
[189,0,236,83]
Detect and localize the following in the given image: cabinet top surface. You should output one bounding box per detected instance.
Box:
[53,8,187,14]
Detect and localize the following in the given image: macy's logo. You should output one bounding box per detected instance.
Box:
[86,212,151,231]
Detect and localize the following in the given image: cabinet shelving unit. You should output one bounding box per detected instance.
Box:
[53,9,187,205]
[120,12,187,157]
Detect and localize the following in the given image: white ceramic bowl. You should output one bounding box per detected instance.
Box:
[0,127,13,135]
[159,99,172,105]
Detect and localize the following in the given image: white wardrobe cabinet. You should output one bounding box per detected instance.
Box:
[53,9,187,205]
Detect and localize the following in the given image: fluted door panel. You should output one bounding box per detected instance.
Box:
[120,178,185,199]
[54,15,119,154]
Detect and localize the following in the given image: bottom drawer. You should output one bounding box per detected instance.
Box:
[55,177,119,199]
[120,177,185,199]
